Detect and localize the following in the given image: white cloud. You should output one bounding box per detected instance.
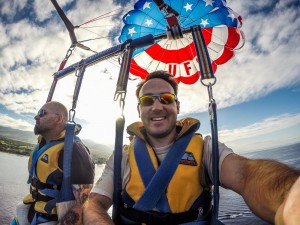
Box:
[218,113,300,153]
[0,114,33,132]
[0,0,27,19]
[219,113,300,141]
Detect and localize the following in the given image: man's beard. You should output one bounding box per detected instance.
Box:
[34,125,39,135]
[146,125,176,139]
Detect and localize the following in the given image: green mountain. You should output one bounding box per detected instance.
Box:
[0,126,113,163]
[0,126,36,144]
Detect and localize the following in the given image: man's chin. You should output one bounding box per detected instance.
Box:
[148,129,170,139]
[34,126,39,135]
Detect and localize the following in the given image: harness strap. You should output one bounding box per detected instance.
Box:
[58,122,77,202]
[112,116,126,224]
[121,207,197,225]
[209,100,224,225]
[133,131,195,212]
[30,211,58,225]
[31,190,54,202]
[31,177,61,190]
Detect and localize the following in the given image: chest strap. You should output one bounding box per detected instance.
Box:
[30,177,61,190]
[120,204,211,225]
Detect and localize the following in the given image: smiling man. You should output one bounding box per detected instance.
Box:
[83,71,299,225]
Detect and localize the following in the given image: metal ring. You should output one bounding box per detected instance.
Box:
[200,77,216,87]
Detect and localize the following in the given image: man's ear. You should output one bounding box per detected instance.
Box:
[177,101,180,114]
[56,114,65,125]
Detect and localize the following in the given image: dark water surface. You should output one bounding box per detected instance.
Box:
[0,142,299,224]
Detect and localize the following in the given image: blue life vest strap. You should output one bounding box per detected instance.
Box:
[29,140,62,180]
[133,131,195,212]
[58,122,79,202]
[133,137,170,212]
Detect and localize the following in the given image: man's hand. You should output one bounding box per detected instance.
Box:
[58,184,93,225]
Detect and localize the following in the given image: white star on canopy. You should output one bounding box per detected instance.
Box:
[143,1,151,10]
[200,19,209,27]
[145,19,153,27]
[128,27,137,36]
[204,0,214,7]
[184,3,193,11]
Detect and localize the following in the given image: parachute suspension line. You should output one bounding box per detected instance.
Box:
[112,35,155,224]
[47,45,76,102]
[50,0,77,44]
[75,8,123,28]
[50,0,97,54]
[191,25,215,80]
[58,59,86,205]
[47,78,58,103]
[112,44,135,225]
[207,83,221,219]
[72,60,86,113]
[192,25,221,220]
[64,58,87,127]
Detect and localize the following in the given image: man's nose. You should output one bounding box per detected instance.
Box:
[152,98,163,109]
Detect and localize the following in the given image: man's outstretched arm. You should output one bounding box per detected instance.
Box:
[221,153,300,223]
[275,176,300,225]
[83,192,114,225]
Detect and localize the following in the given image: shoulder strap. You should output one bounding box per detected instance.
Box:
[29,140,63,179]
[133,131,194,212]
[133,137,170,212]
[58,122,78,202]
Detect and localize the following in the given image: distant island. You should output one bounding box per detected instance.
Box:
[0,135,111,164]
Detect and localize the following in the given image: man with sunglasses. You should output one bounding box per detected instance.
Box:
[11,101,95,225]
[84,71,299,225]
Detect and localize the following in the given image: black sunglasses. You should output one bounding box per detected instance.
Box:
[37,109,47,117]
[139,93,177,106]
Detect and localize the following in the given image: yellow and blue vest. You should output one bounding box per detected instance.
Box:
[121,118,212,224]
[24,131,66,218]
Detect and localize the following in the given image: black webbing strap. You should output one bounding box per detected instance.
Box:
[120,207,201,225]
[112,116,125,224]
[208,85,221,218]
[31,177,61,190]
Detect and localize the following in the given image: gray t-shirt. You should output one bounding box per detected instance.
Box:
[92,135,233,200]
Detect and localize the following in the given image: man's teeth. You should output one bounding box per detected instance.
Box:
[152,117,165,121]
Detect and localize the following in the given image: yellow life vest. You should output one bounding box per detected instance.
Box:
[23,131,66,216]
[125,118,205,213]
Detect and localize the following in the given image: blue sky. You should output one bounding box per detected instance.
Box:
[0,0,300,153]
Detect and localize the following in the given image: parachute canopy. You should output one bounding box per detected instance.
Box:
[119,0,245,84]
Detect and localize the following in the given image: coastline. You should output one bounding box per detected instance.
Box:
[0,136,108,164]
[0,136,34,156]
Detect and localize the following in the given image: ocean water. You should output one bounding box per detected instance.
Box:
[0,142,299,224]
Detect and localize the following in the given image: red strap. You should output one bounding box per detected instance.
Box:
[166,15,178,26]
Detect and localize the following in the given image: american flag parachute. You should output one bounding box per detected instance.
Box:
[119,0,245,84]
